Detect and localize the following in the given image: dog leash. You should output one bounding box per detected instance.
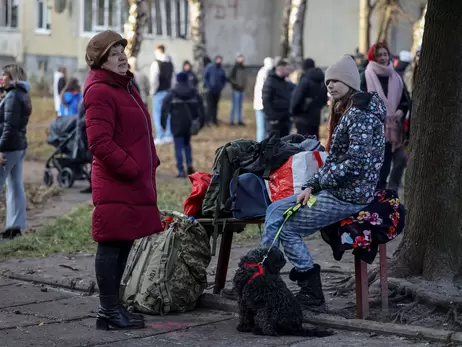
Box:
[258,202,303,265]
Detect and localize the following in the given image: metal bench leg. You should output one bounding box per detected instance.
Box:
[213,227,234,294]
[379,244,388,313]
[355,254,369,319]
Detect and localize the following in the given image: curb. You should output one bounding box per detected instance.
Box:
[1,271,96,294]
[197,293,458,344]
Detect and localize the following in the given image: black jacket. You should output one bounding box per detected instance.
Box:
[228,63,247,92]
[262,69,292,122]
[0,83,32,152]
[290,68,328,127]
[184,70,198,89]
[161,82,205,137]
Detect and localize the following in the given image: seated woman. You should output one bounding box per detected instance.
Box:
[260,55,387,311]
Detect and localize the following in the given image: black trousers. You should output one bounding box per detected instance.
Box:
[267,119,292,138]
[295,122,319,139]
[377,142,407,191]
[95,240,134,306]
[206,91,221,125]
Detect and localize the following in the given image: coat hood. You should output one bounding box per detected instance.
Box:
[172,83,197,100]
[306,67,325,83]
[349,92,387,123]
[155,52,172,63]
[263,57,274,69]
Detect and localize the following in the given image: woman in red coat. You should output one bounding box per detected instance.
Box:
[83,30,162,330]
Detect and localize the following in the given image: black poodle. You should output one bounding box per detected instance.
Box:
[232,247,333,337]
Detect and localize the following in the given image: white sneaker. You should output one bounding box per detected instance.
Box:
[154,138,165,145]
[163,136,173,144]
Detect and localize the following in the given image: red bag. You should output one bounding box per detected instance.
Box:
[184,172,212,217]
[266,151,327,202]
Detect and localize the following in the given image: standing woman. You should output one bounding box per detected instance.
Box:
[84,31,163,330]
[59,77,83,117]
[361,42,409,191]
[0,65,31,239]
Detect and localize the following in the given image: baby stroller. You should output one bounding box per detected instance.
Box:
[44,103,92,188]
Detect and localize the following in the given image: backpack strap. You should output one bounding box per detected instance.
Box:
[261,132,279,179]
[225,145,243,212]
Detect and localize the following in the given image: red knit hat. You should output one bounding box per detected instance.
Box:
[367,42,390,62]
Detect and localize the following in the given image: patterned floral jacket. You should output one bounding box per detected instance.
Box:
[303,92,386,204]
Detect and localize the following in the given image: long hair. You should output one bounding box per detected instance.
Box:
[326,89,356,152]
[2,64,27,86]
[60,77,80,104]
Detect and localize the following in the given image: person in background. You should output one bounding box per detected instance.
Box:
[84,30,162,330]
[182,60,198,89]
[262,59,293,137]
[150,44,174,145]
[128,56,150,108]
[361,42,410,192]
[394,50,412,79]
[0,78,4,100]
[203,55,226,126]
[291,58,328,138]
[0,64,31,239]
[59,77,83,117]
[253,57,274,142]
[228,54,247,126]
[161,72,205,178]
[53,67,67,117]
[404,46,420,95]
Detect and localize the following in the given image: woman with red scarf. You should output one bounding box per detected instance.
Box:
[360,42,410,192]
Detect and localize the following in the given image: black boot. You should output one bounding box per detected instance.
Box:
[116,242,144,322]
[95,243,145,330]
[187,166,195,175]
[2,228,21,239]
[289,265,326,312]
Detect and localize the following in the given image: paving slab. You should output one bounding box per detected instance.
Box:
[0,310,56,330]
[0,283,71,309]
[13,295,99,321]
[0,278,18,287]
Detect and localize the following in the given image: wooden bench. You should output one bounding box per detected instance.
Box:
[196,217,389,319]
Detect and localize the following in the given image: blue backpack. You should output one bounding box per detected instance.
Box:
[226,173,271,220]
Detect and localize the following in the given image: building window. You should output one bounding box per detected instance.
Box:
[36,0,51,32]
[82,0,128,33]
[0,0,19,30]
[147,0,189,39]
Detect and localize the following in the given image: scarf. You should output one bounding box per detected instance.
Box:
[365,61,404,151]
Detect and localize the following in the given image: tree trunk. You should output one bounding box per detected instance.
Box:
[189,0,206,77]
[411,4,426,56]
[390,0,462,282]
[288,0,307,69]
[376,0,393,43]
[359,0,371,53]
[280,0,292,59]
[124,0,149,58]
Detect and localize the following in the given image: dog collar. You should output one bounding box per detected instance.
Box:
[242,263,265,284]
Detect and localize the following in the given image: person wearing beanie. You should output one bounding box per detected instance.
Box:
[290,58,328,138]
[83,30,162,330]
[202,55,226,126]
[161,71,205,177]
[260,54,387,311]
[361,42,410,192]
[228,53,247,126]
[182,60,198,89]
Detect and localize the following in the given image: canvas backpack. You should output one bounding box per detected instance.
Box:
[120,210,211,315]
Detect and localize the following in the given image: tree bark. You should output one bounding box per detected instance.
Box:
[189,0,207,77]
[280,0,292,59]
[390,0,462,282]
[288,0,307,69]
[376,0,393,43]
[359,0,371,53]
[124,0,149,59]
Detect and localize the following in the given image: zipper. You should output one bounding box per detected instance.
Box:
[127,82,155,197]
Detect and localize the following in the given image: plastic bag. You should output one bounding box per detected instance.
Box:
[184,172,212,217]
[266,151,327,202]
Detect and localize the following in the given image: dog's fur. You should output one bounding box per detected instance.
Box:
[232,247,333,337]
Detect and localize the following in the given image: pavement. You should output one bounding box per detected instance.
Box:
[0,277,444,347]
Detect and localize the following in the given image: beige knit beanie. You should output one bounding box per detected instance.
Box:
[325,55,360,91]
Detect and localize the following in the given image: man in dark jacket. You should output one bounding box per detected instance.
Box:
[183,60,198,89]
[262,59,293,137]
[290,58,328,138]
[202,55,226,126]
[161,72,205,178]
[228,54,247,126]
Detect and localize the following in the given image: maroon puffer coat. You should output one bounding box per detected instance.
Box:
[84,68,162,242]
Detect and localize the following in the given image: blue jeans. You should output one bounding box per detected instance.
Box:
[0,150,27,230]
[261,191,366,271]
[230,91,244,123]
[173,135,192,174]
[152,91,172,140]
[255,109,266,142]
